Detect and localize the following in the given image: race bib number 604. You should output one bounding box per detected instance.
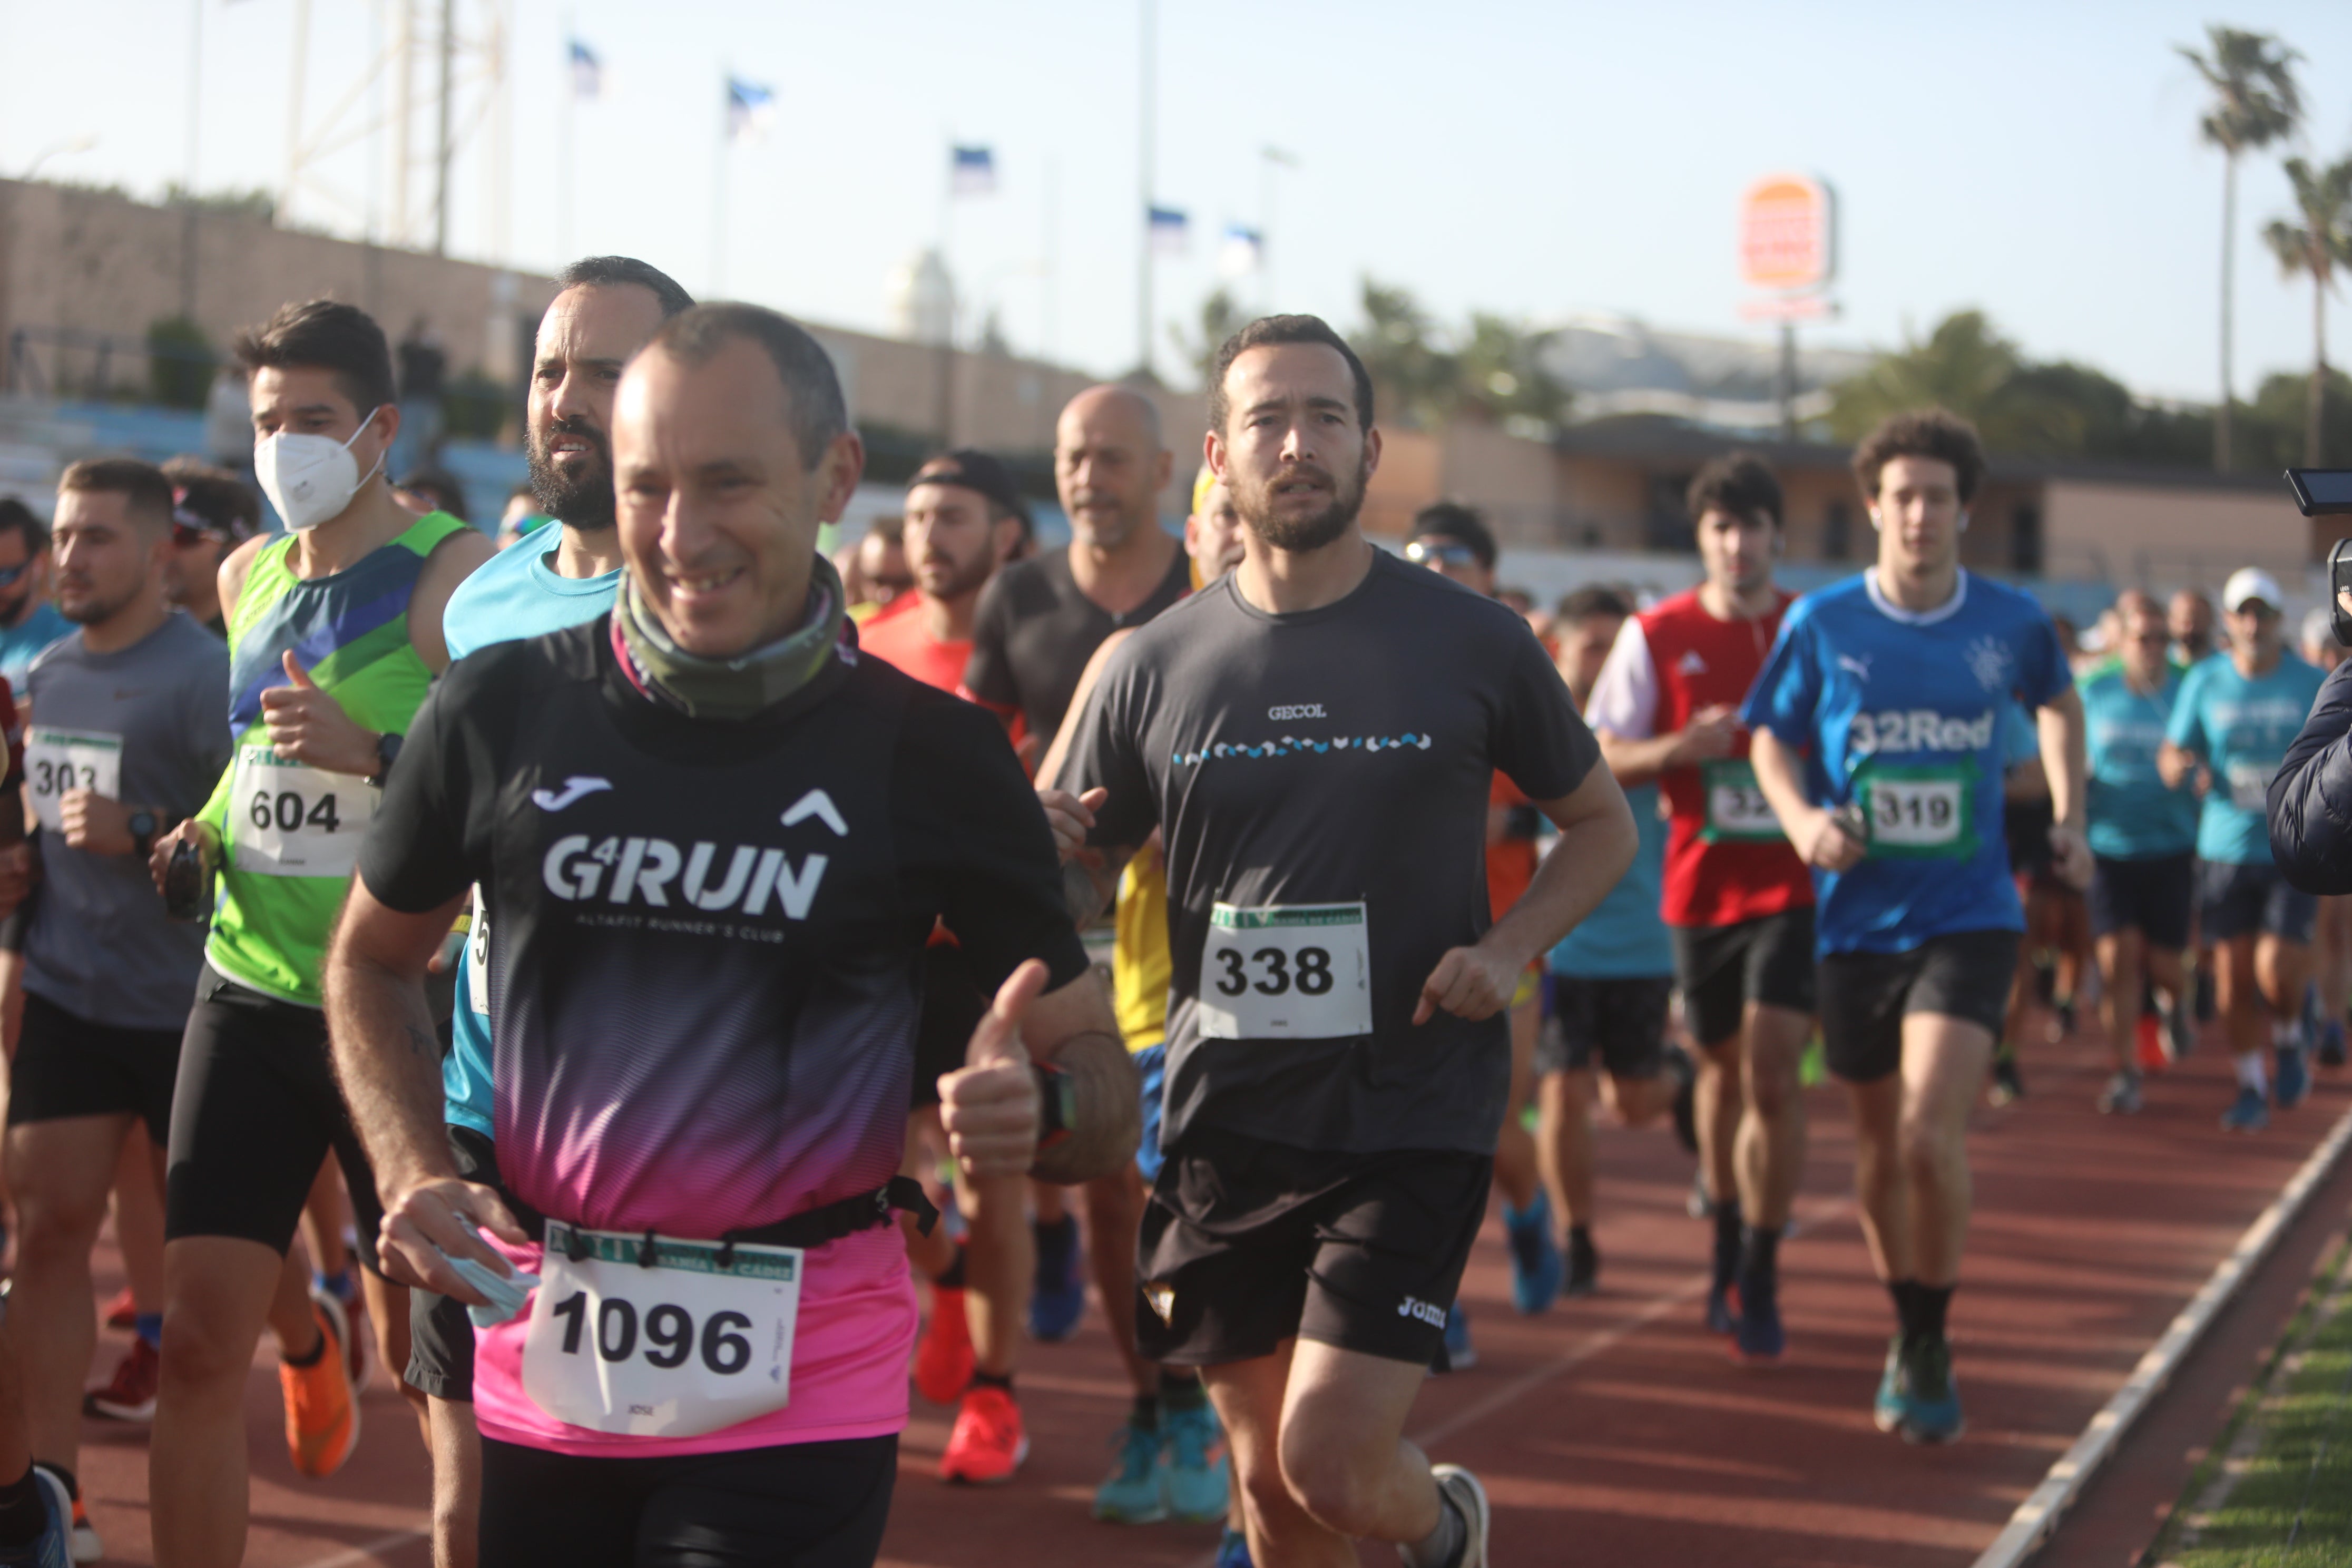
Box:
[1197,901,1373,1041]
[521,1222,801,1439]
[229,746,378,878]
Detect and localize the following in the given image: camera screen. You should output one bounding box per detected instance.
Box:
[2298,470,2352,506]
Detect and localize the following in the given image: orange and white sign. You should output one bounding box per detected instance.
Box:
[1739,174,1836,293]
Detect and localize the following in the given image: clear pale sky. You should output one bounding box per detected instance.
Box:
[2,0,2348,404]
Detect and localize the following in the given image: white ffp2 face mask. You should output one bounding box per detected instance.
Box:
[254,408,386,533]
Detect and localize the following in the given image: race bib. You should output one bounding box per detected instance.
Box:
[1699,759,1783,843]
[1197,901,1373,1040]
[2225,759,2276,814]
[229,746,378,878]
[23,727,121,834]
[1855,761,1978,859]
[465,888,489,1015]
[521,1222,801,1439]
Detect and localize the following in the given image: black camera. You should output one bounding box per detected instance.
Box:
[2286,470,2352,647]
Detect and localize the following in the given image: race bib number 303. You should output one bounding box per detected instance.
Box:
[23,727,121,834]
[230,746,378,878]
[1197,901,1373,1041]
[521,1222,801,1439]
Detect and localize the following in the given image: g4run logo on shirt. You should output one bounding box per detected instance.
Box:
[541,835,828,918]
[1847,708,1996,759]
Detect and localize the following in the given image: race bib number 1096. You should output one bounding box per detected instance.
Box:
[1197,901,1373,1041]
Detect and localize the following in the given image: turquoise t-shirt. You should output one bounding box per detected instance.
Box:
[1547,782,1671,978]
[2165,651,2327,867]
[438,534,623,1134]
[0,602,73,697]
[2080,664,2197,860]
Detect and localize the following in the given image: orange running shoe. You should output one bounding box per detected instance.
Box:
[913,1286,975,1406]
[102,1287,136,1331]
[85,1336,161,1421]
[938,1385,1027,1484]
[280,1294,360,1478]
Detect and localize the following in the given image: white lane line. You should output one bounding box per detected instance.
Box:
[1969,1097,2352,1568]
[300,1526,429,1567]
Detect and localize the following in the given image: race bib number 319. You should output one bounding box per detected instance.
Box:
[1854,760,1979,859]
[1197,901,1373,1041]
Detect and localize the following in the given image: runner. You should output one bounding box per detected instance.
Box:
[2080,592,2200,1114]
[324,300,1136,1567]
[2160,567,2327,1132]
[1745,407,2088,1444]
[1540,585,1681,1300]
[1061,313,1637,1568]
[2296,607,2350,1067]
[157,459,263,638]
[141,298,493,1568]
[1585,452,1816,1361]
[2170,587,2216,669]
[404,254,690,1568]
[861,448,1054,1486]
[0,502,71,697]
[962,385,1187,1405]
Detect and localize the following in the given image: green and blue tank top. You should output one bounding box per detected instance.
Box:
[198,509,469,1005]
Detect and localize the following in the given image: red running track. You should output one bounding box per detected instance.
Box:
[66,1015,2349,1566]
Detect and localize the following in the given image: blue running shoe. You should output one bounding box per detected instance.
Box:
[1704,1280,1737,1336]
[1504,1193,1564,1315]
[1162,1402,1230,1523]
[2321,1019,2347,1070]
[1731,1268,1784,1364]
[1027,1216,1085,1342]
[1215,1527,1254,1568]
[2222,1085,2270,1132]
[2277,1042,2311,1110]
[1091,1416,1168,1523]
[1871,1336,1908,1433]
[1438,1303,1477,1372]
[0,1467,71,1568]
[1897,1336,1964,1444]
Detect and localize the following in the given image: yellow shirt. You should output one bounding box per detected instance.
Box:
[1113,844,1172,1054]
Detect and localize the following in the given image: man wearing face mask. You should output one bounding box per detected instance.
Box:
[142,299,493,1568]
[0,502,72,700]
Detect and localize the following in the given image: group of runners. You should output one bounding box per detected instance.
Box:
[0,248,2325,1568]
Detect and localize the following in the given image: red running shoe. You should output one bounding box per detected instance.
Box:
[913,1286,974,1406]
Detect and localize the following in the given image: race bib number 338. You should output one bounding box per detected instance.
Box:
[1197,901,1373,1041]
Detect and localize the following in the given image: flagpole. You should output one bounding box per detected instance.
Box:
[1136,0,1155,379]
[935,138,956,447]
[1041,157,1057,368]
[711,66,729,297]
[558,14,575,262]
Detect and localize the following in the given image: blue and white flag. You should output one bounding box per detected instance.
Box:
[950,145,996,197]
[1218,223,1262,279]
[727,77,776,143]
[568,40,602,101]
[1148,205,1189,257]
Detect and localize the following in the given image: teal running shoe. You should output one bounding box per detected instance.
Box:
[1898,1336,1964,1444]
[1504,1192,1564,1315]
[1872,1335,1908,1433]
[1091,1416,1168,1523]
[1162,1402,1230,1523]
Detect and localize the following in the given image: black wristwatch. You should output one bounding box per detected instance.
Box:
[366,730,403,789]
[127,809,158,860]
[1033,1062,1076,1153]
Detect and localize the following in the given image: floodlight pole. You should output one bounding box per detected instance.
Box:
[1136,0,1155,379]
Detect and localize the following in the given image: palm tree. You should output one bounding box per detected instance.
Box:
[2179,26,2303,471]
[2262,155,2352,466]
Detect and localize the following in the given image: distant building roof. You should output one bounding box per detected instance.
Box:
[1537,315,1874,432]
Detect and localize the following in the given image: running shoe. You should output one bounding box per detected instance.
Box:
[1438,1304,1477,1372]
[912,1286,974,1406]
[280,1295,359,1478]
[1504,1192,1563,1315]
[1986,1053,2024,1106]
[1161,1402,1230,1524]
[939,1385,1028,1485]
[84,1336,160,1422]
[64,1495,95,1566]
[1730,1267,1784,1365]
[2277,1042,2312,1111]
[1897,1336,1964,1444]
[1564,1228,1599,1299]
[2,1465,70,1568]
[1429,1464,1492,1568]
[2161,991,2197,1063]
[1214,1527,1253,1568]
[1090,1415,1167,1521]
[101,1289,135,1332]
[2221,1085,2271,1133]
[1703,1280,1738,1336]
[2321,1020,2348,1070]
[1871,1335,1908,1433]
[1027,1216,1085,1343]
[2097,1069,2143,1115]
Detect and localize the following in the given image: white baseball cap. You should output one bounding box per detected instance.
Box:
[2222,566,2285,614]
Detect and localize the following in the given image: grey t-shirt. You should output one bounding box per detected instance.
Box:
[23,613,231,1029]
[1063,550,1599,1156]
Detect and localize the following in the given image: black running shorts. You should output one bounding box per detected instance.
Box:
[164,965,385,1272]
[1135,1124,1491,1369]
[406,1122,503,1404]
[1816,929,2021,1084]
[1670,907,1818,1049]
[908,942,986,1112]
[2088,852,2195,949]
[477,1434,896,1568]
[1535,974,1672,1079]
[2199,859,2319,946]
[9,988,182,1144]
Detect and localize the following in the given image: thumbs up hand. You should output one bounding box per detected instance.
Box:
[259,650,383,777]
[939,958,1050,1179]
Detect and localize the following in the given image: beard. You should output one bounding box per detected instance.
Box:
[1234,456,1368,554]
[916,544,998,604]
[527,415,618,532]
[57,580,134,627]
